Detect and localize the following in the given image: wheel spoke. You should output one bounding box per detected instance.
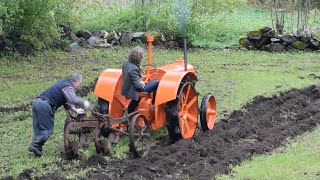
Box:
[130,114,151,157]
[183,117,190,132]
[187,112,198,123]
[179,116,190,133]
[207,109,216,115]
[178,111,184,118]
[185,85,191,105]
[186,96,197,109]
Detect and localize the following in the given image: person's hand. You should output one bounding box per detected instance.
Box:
[76,108,85,114]
[140,81,145,88]
[83,100,90,109]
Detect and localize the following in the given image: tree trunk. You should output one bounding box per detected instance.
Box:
[120,30,132,46]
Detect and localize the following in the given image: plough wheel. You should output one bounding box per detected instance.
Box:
[167,82,198,141]
[129,114,151,158]
[64,119,80,158]
[200,93,216,131]
[94,124,110,155]
[66,141,79,158]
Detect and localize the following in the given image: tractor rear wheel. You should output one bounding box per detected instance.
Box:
[97,98,109,114]
[96,98,110,138]
[166,82,198,141]
[200,93,216,131]
[129,114,152,158]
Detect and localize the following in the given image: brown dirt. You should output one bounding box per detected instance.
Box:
[0,104,30,113]
[13,85,320,179]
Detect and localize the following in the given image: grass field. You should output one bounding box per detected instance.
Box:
[0,47,319,179]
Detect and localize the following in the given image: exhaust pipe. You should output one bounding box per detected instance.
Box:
[146,36,154,76]
[183,38,187,71]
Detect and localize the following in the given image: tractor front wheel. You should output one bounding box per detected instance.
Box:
[200,93,217,131]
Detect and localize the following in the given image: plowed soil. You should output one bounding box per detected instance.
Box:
[16,85,320,179]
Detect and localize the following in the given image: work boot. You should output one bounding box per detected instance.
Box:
[28,136,44,157]
[28,143,43,157]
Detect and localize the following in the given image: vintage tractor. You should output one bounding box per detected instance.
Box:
[64,36,217,158]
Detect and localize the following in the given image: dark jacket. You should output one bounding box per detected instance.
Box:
[39,80,72,110]
[121,60,145,101]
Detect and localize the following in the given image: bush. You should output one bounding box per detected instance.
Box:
[1,0,84,50]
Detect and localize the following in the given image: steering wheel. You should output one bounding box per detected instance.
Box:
[142,63,158,82]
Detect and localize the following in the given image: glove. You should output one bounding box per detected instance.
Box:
[76,108,85,114]
[140,81,145,88]
[83,100,90,109]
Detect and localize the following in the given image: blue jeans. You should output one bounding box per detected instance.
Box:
[31,98,55,146]
[128,80,159,113]
[141,80,159,93]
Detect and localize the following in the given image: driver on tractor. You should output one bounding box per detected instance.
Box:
[121,46,159,113]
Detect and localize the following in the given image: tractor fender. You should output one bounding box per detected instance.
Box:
[94,69,122,103]
[155,71,198,106]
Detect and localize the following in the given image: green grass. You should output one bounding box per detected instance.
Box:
[217,126,320,180]
[0,48,319,178]
[75,3,272,47]
[194,7,271,46]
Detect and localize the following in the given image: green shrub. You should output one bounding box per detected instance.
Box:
[1,0,84,50]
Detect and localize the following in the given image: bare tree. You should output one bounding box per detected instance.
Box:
[269,0,320,34]
[270,0,290,34]
[294,0,319,31]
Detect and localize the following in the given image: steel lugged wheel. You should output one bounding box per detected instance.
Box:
[66,141,79,158]
[94,125,110,155]
[64,119,80,158]
[200,93,217,131]
[129,114,151,158]
[95,139,109,155]
[166,82,198,141]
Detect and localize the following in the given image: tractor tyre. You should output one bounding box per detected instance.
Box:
[166,81,198,142]
[97,97,109,114]
[200,93,217,131]
[96,98,110,138]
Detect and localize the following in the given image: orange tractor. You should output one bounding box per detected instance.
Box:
[64,36,216,158]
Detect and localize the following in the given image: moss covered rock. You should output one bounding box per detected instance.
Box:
[291,40,308,50]
[261,43,286,52]
[259,26,272,33]
[280,34,296,44]
[239,36,246,48]
[247,30,262,41]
